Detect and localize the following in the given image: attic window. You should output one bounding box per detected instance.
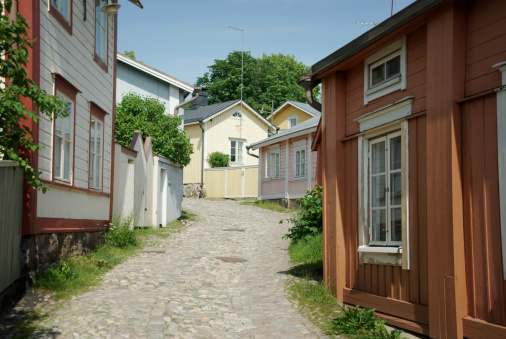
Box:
[364,37,406,104]
[232,111,242,119]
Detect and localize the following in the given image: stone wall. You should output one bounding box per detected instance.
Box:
[183,184,206,198]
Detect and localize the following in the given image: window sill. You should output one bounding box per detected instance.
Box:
[366,75,401,96]
[290,177,307,182]
[94,54,108,73]
[358,245,402,266]
[263,177,282,182]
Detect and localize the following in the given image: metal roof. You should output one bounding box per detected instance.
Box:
[306,0,443,80]
[183,100,271,126]
[249,115,320,150]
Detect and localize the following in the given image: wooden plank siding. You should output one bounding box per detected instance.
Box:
[341,116,428,306]
[462,95,506,326]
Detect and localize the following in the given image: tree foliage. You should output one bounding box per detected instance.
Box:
[0,0,67,192]
[207,151,229,168]
[123,50,136,59]
[196,52,319,116]
[115,92,193,166]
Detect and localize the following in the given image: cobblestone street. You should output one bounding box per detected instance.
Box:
[3,198,327,338]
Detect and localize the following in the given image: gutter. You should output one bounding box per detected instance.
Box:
[173,87,202,117]
[199,119,205,196]
[298,76,322,112]
[245,145,259,159]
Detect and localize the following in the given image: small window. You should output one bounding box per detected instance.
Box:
[269,149,280,179]
[50,0,72,34]
[295,149,306,178]
[94,0,108,70]
[54,95,73,182]
[370,56,400,87]
[364,38,406,104]
[232,111,242,119]
[288,115,298,128]
[230,139,244,163]
[89,116,103,190]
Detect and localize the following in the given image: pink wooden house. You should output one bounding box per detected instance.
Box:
[248,115,319,202]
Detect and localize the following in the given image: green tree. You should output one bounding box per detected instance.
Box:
[195,52,319,116]
[0,0,67,192]
[124,50,136,59]
[115,92,193,166]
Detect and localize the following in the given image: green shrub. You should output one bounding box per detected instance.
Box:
[208,151,229,168]
[37,262,75,290]
[332,306,402,338]
[282,185,322,241]
[105,215,138,248]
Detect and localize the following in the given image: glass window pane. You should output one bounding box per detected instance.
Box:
[391,207,402,242]
[371,141,385,174]
[390,135,402,170]
[238,142,243,162]
[97,121,102,155]
[390,172,402,206]
[276,153,280,177]
[386,56,400,78]
[296,150,300,164]
[61,0,68,20]
[372,209,386,242]
[90,155,94,184]
[64,140,71,180]
[55,118,62,137]
[371,175,386,207]
[54,136,62,177]
[96,156,101,188]
[371,64,385,86]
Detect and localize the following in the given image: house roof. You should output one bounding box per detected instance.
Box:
[248,115,320,150]
[267,101,321,120]
[117,52,195,94]
[183,100,271,126]
[305,0,443,81]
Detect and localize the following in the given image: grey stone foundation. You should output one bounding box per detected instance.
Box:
[183,184,206,198]
[20,231,105,281]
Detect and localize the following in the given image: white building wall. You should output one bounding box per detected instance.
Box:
[37,0,115,220]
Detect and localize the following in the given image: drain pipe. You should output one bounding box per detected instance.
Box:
[173,87,202,117]
[245,145,259,159]
[298,76,322,112]
[199,119,205,197]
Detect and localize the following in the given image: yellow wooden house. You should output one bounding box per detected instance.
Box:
[267,101,321,133]
[183,94,271,198]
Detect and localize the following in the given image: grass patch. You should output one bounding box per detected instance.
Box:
[240,199,292,213]
[332,306,402,338]
[180,209,197,221]
[286,233,340,335]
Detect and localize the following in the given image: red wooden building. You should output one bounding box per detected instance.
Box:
[299,0,506,337]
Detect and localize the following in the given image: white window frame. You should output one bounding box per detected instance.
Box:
[89,117,103,190]
[229,138,245,164]
[53,92,74,183]
[51,0,70,22]
[364,37,406,104]
[269,145,280,179]
[288,115,298,128]
[95,0,107,63]
[231,111,243,119]
[368,131,402,246]
[357,120,409,268]
[293,140,306,179]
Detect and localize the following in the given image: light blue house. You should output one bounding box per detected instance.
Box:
[116,52,195,117]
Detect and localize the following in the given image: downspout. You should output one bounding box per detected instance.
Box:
[245,145,259,159]
[173,87,202,117]
[298,75,322,112]
[199,119,205,197]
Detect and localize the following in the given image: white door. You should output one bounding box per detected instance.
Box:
[158,168,167,226]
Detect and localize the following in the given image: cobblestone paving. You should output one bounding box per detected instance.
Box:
[5,198,328,338]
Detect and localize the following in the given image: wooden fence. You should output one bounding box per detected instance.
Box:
[0,161,23,294]
[204,165,258,198]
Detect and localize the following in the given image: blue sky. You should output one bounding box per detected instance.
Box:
[117,0,416,87]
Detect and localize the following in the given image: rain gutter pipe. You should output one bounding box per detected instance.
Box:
[173,87,202,117]
[298,76,322,112]
[245,145,259,159]
[199,119,205,196]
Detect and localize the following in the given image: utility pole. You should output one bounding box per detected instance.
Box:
[229,26,244,116]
